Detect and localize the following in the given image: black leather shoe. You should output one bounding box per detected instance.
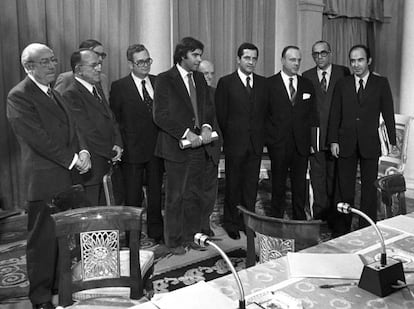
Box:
[33,302,55,309]
[227,230,240,240]
[186,242,207,251]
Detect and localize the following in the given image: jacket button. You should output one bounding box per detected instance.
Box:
[356,118,360,121]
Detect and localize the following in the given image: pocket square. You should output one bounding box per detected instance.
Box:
[303,93,311,100]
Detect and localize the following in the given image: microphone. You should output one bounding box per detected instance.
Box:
[194,233,245,309]
[337,202,405,297]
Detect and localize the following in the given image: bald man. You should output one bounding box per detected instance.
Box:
[7,43,90,309]
[198,60,215,87]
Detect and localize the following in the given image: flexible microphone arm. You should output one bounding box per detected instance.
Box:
[337,202,386,266]
[194,233,245,309]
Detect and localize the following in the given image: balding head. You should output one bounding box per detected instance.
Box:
[20,43,57,85]
[198,60,215,86]
[21,43,53,72]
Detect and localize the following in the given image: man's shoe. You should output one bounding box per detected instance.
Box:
[169,245,186,255]
[201,229,215,237]
[226,230,240,240]
[186,242,207,251]
[33,302,55,309]
[153,244,171,259]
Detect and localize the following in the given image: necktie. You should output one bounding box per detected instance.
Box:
[246,76,252,96]
[92,86,102,103]
[141,80,153,112]
[289,77,296,103]
[187,72,200,128]
[357,79,364,103]
[47,87,53,99]
[320,71,327,93]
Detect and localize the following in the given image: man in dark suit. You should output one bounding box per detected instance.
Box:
[62,49,123,205]
[328,44,396,235]
[153,37,219,255]
[215,43,268,239]
[303,41,350,220]
[54,39,109,99]
[198,59,221,237]
[7,43,90,309]
[266,46,319,220]
[110,44,164,243]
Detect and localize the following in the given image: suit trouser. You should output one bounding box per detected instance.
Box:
[309,150,336,219]
[164,148,207,248]
[268,140,308,220]
[224,143,261,232]
[333,149,379,235]
[26,200,58,305]
[201,159,218,232]
[123,157,164,240]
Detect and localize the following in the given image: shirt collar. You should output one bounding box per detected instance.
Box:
[237,69,253,84]
[131,72,150,84]
[28,74,50,94]
[75,76,94,93]
[280,70,297,83]
[354,71,370,87]
[317,64,332,77]
[176,63,193,80]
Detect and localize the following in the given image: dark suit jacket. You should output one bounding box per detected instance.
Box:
[302,64,350,150]
[327,73,396,159]
[153,66,217,163]
[7,77,87,201]
[266,72,319,156]
[109,74,159,164]
[62,79,122,184]
[215,72,268,156]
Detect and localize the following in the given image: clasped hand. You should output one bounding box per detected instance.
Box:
[75,152,91,174]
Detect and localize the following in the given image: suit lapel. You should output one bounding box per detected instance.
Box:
[275,73,292,106]
[75,80,111,119]
[233,72,251,113]
[170,67,194,112]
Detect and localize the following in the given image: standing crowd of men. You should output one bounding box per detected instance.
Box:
[7,37,396,309]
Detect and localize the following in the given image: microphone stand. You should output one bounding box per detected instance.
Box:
[337,203,405,297]
[194,233,245,309]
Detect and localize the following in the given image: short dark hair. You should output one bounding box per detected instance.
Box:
[312,40,331,52]
[237,43,259,58]
[70,48,92,72]
[126,44,147,62]
[79,39,102,49]
[173,37,204,65]
[281,45,300,58]
[349,44,371,60]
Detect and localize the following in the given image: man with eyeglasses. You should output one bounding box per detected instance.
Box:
[7,43,91,309]
[302,41,350,222]
[327,44,396,236]
[265,46,318,220]
[215,43,268,239]
[61,49,123,205]
[154,37,219,255]
[110,44,165,245]
[54,39,109,99]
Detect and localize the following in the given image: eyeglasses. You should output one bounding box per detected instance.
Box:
[132,58,153,67]
[80,62,102,70]
[30,57,58,67]
[312,51,330,58]
[94,52,107,59]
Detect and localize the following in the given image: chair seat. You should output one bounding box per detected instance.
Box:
[71,249,154,301]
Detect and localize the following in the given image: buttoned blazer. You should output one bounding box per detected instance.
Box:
[62,79,122,184]
[7,77,87,201]
[153,66,217,163]
[327,74,396,159]
[266,72,319,156]
[302,64,350,149]
[109,74,159,164]
[215,71,268,156]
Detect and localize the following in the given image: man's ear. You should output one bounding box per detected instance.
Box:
[368,57,372,66]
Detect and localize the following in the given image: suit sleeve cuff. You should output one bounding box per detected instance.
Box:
[69,154,78,170]
[201,124,212,131]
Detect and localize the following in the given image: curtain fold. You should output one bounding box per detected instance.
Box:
[324,0,384,21]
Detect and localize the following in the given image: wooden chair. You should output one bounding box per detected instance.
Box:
[237,205,323,267]
[52,206,154,307]
[375,173,406,219]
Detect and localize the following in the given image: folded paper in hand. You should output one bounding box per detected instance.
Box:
[179,131,219,149]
